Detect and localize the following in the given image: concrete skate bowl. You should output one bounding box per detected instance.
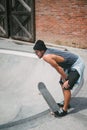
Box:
[0,49,84,129]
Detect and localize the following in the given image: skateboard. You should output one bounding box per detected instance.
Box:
[38,82,60,117]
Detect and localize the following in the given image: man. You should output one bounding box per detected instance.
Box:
[33,40,85,117]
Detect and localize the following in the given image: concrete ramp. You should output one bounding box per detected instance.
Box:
[0,49,63,125]
[0,41,87,130]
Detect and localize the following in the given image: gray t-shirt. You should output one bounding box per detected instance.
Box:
[44,48,78,69]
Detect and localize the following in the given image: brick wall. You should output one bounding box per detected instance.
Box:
[35,0,87,49]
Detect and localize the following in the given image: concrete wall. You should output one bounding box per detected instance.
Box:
[35,0,87,49]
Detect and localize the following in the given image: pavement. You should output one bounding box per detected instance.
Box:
[0,38,87,130]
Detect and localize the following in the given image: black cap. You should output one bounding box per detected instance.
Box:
[33,40,47,51]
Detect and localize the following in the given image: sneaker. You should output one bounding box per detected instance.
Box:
[57,102,71,109]
[58,109,67,117]
[54,109,67,117]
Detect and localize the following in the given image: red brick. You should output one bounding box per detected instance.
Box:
[35,0,87,48]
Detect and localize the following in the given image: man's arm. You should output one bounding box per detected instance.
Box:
[43,54,67,80]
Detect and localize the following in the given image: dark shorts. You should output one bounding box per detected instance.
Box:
[59,69,80,90]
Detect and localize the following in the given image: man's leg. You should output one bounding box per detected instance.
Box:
[59,69,80,111]
[62,71,79,112]
[58,69,80,117]
[58,83,71,109]
[63,89,71,111]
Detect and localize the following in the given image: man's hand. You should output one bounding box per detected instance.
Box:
[62,80,70,89]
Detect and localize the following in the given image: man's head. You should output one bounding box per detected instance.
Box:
[33,40,47,58]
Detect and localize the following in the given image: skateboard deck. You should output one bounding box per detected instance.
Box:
[38,82,60,117]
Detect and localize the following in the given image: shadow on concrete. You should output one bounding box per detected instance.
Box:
[69,97,87,114]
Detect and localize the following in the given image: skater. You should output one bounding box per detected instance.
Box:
[33,40,85,117]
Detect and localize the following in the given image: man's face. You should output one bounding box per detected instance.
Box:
[34,50,44,58]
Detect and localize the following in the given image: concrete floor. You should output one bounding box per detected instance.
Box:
[0,39,87,130]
